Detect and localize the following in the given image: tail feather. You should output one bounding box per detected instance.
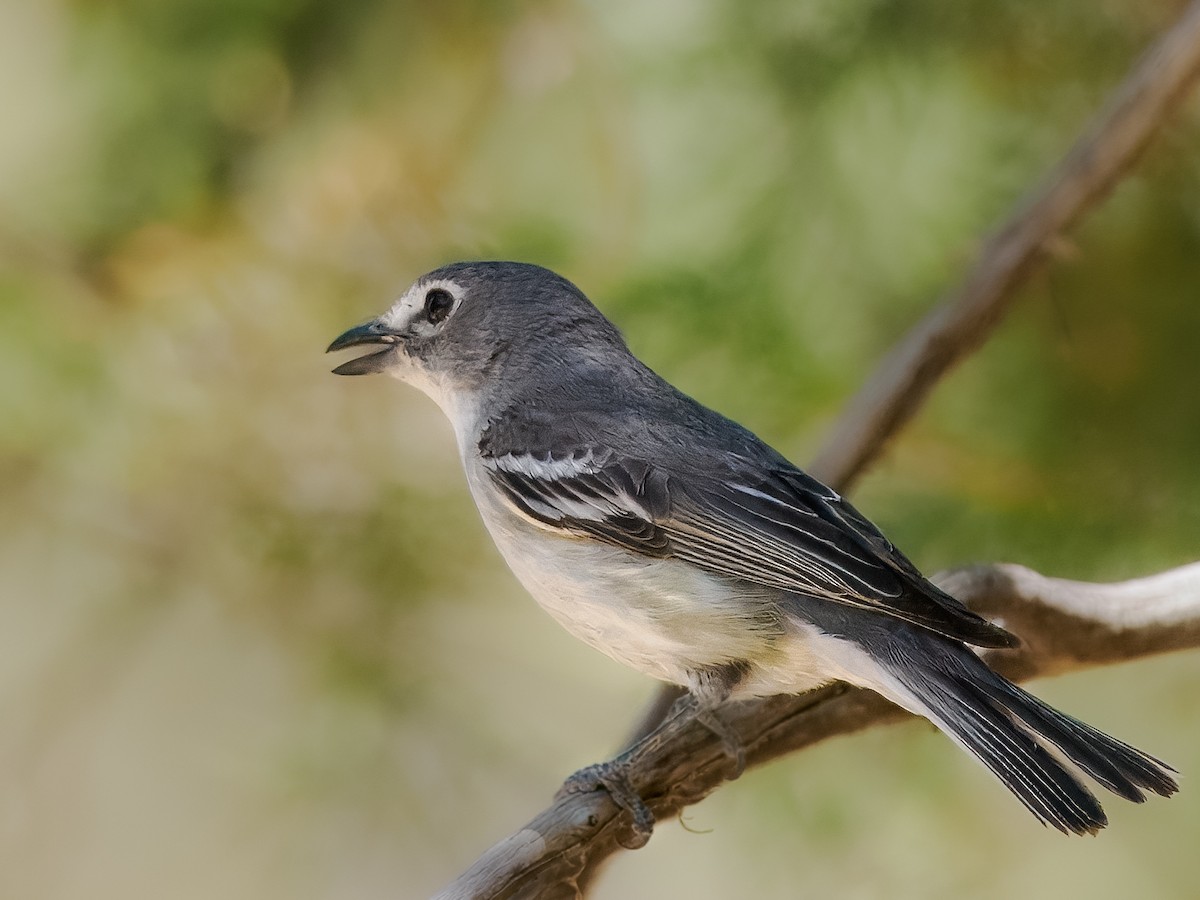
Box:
[888,648,1178,835]
[918,673,1109,834]
[976,677,1178,804]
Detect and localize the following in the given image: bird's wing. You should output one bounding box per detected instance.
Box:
[482,448,1016,649]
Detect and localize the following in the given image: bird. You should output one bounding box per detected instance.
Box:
[327,260,1176,841]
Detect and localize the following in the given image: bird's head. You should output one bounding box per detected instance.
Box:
[327,261,626,406]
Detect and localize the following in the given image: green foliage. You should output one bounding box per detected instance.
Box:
[2,1,1197,897]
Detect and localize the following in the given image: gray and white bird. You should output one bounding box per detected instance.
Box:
[328,261,1176,839]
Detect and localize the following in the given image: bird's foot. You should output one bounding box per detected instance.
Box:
[555,681,745,849]
[558,757,654,848]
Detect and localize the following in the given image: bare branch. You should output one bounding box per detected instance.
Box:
[443,4,1200,897]
[807,0,1200,492]
[623,0,1200,754]
[439,562,1200,900]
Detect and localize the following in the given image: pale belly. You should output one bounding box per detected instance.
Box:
[465,465,843,696]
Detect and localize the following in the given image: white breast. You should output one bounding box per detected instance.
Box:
[461,458,794,686]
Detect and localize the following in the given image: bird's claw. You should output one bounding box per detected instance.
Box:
[553,694,743,849]
[558,759,655,848]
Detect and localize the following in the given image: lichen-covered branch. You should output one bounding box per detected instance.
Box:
[438,561,1200,900]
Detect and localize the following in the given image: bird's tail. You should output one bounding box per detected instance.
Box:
[884,648,1179,835]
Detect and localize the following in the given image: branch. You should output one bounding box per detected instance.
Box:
[807,0,1200,492]
[443,5,1200,897]
[439,561,1200,900]
[624,0,1200,754]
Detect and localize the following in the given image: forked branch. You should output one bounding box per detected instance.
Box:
[625,0,1200,753]
[440,561,1200,900]
[441,2,1200,896]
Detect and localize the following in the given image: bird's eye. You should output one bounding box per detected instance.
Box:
[424,288,455,325]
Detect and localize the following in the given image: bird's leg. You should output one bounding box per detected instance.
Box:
[693,706,745,778]
[557,662,747,847]
[688,664,747,778]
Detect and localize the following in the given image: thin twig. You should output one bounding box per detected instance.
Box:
[807,0,1200,491]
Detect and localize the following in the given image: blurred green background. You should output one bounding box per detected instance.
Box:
[2,0,1199,897]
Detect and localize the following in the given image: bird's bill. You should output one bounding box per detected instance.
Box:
[326,321,402,376]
